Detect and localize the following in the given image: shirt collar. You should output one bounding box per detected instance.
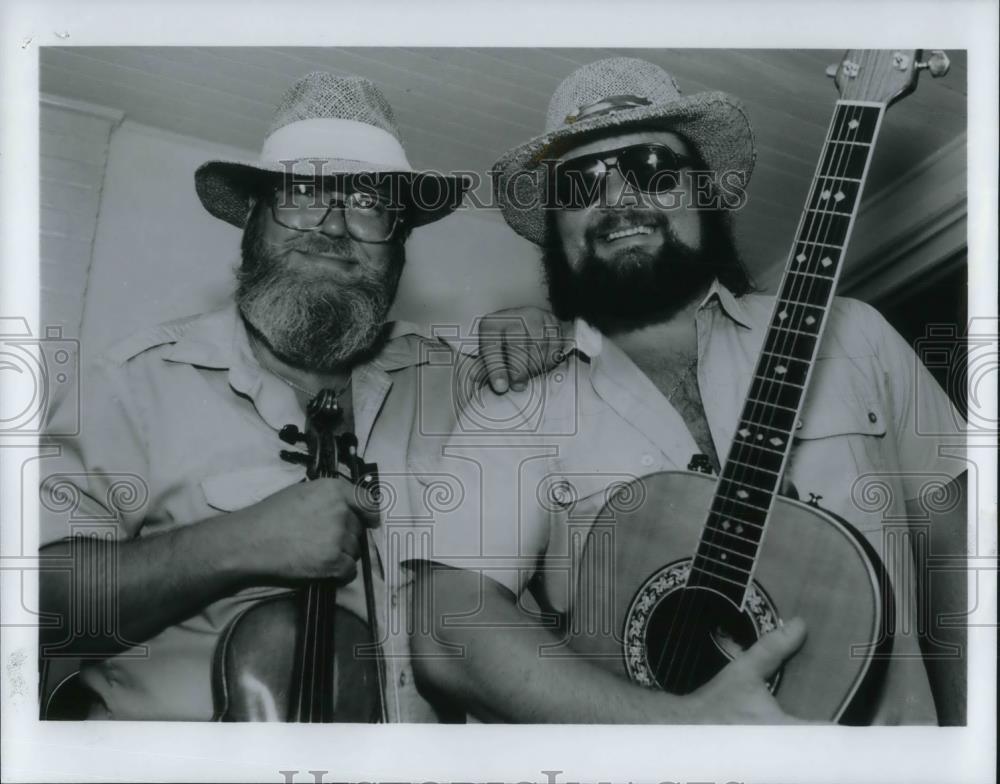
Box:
[161,303,466,373]
[570,279,753,360]
[699,279,753,330]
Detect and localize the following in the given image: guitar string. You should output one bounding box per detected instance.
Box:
[661,99,862,688]
[652,95,868,689]
[695,98,863,667]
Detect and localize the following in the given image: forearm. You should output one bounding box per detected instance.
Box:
[409,566,679,723]
[39,510,266,658]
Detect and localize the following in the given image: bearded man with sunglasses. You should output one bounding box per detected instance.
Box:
[37,72,541,722]
[408,58,967,725]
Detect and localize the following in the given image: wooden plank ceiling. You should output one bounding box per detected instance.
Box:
[40,47,967,275]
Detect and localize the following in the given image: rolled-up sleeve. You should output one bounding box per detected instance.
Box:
[40,355,151,547]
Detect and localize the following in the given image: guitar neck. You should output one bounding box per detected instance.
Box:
[688,100,886,606]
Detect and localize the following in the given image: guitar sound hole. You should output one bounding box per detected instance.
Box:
[643,587,759,694]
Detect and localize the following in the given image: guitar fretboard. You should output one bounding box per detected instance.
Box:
[687,101,885,606]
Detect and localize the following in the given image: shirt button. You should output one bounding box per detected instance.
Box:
[399,671,407,686]
[868,411,878,423]
[640,454,654,467]
[390,592,398,608]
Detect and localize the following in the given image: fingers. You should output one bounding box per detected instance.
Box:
[338,523,363,559]
[739,617,807,680]
[317,477,381,529]
[345,493,382,530]
[478,334,512,394]
[330,552,358,584]
[476,308,567,395]
[506,333,547,392]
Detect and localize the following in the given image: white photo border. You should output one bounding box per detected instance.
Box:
[1,1,996,783]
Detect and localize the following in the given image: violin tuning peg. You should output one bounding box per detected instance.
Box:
[279,424,304,445]
[279,449,310,466]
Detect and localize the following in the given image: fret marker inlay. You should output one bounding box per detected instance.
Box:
[688,101,884,603]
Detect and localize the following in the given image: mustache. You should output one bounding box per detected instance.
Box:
[584,208,672,242]
[279,233,357,259]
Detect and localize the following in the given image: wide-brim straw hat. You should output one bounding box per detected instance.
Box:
[196,71,471,230]
[492,57,756,245]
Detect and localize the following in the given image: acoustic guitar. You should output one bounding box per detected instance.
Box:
[566,49,951,723]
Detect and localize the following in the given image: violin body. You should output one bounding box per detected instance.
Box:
[212,591,381,722]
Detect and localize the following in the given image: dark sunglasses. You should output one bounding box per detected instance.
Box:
[550,143,694,209]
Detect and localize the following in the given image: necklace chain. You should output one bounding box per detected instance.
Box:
[247,332,350,402]
[665,356,698,404]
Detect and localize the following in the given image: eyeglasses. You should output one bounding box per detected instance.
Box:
[550,143,694,209]
[270,179,405,243]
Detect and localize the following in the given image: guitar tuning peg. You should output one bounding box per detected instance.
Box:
[916,50,950,78]
[825,63,839,78]
[279,424,304,445]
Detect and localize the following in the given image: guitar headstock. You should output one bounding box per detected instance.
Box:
[827,49,950,106]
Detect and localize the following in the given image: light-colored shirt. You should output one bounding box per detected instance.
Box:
[40,303,473,721]
[414,281,967,725]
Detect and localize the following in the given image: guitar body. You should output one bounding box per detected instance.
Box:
[568,471,893,723]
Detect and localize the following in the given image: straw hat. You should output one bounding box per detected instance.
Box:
[492,57,756,245]
[196,71,470,229]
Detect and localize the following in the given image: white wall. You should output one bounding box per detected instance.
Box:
[40,96,120,340]
[81,119,543,356]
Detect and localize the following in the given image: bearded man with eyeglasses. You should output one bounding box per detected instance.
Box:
[37,72,535,722]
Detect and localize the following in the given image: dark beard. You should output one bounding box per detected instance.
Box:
[235,206,405,372]
[540,209,719,333]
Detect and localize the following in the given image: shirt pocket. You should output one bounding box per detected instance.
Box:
[789,356,890,520]
[200,465,303,513]
[796,356,887,440]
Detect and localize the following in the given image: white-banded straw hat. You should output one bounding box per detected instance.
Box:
[492,57,756,245]
[196,71,471,229]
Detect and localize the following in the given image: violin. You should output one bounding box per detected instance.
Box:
[211,389,387,722]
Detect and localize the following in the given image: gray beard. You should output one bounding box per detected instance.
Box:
[235,209,404,372]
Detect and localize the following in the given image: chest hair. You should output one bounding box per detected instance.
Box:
[642,359,721,472]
